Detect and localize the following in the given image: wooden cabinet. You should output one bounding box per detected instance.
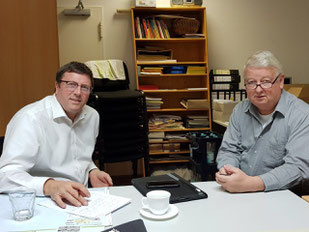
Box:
[0,0,59,136]
[131,7,211,169]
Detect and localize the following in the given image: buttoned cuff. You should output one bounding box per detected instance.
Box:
[259,173,279,191]
[32,177,53,196]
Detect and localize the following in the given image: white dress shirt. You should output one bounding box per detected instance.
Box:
[0,94,99,196]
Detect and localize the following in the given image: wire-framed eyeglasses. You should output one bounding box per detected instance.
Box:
[60,80,93,93]
[245,73,281,90]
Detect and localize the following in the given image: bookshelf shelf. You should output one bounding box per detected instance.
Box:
[149,159,190,164]
[137,61,206,65]
[149,128,210,132]
[148,108,209,112]
[138,74,206,78]
[142,89,208,93]
[150,140,190,144]
[150,150,190,155]
[135,38,206,42]
[131,7,211,168]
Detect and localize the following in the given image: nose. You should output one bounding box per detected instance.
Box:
[73,86,82,95]
[255,84,263,92]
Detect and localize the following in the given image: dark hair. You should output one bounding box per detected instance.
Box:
[56,61,94,87]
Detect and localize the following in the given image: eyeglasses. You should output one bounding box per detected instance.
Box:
[59,80,93,94]
[245,73,281,90]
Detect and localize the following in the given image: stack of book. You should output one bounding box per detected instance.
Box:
[165,132,189,141]
[135,17,170,39]
[185,115,209,128]
[180,99,209,109]
[148,131,165,142]
[186,66,206,75]
[139,66,163,75]
[146,96,163,109]
[136,47,176,64]
[148,115,184,130]
[162,66,186,74]
[210,69,240,91]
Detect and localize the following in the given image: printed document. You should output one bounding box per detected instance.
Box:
[38,191,131,219]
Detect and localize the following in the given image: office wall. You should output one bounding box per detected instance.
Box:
[0,0,59,136]
[206,0,309,84]
[58,0,309,87]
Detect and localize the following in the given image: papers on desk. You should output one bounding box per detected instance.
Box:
[38,192,131,219]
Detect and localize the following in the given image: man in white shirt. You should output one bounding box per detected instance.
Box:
[0,61,113,208]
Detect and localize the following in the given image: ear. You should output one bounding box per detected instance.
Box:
[55,81,60,94]
[279,74,285,89]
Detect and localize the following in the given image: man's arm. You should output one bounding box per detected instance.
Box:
[216,104,244,170]
[0,113,49,195]
[259,113,309,191]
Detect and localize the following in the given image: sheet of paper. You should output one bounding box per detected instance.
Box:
[38,191,131,219]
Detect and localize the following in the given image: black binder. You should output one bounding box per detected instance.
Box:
[131,173,208,203]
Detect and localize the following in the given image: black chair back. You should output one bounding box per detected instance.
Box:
[0,136,4,156]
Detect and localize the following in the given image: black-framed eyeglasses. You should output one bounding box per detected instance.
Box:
[59,80,93,94]
[245,73,281,90]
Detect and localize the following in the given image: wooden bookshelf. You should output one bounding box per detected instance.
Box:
[131,7,211,168]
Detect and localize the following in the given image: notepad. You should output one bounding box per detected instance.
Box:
[38,192,131,219]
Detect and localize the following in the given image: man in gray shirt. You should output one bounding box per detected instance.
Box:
[216,51,309,193]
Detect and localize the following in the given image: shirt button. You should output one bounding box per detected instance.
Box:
[254,151,257,153]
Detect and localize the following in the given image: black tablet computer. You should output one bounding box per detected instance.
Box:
[131,173,208,203]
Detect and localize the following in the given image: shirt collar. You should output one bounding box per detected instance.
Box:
[244,89,288,117]
[51,94,87,123]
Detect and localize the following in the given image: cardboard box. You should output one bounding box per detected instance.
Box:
[181,99,209,109]
[212,110,232,123]
[212,99,238,112]
[284,84,309,104]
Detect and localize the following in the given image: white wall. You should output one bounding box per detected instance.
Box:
[206,0,309,84]
[57,0,309,87]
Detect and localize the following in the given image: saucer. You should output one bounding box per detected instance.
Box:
[139,204,179,220]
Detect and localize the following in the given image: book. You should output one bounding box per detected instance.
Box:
[211,69,239,75]
[180,99,209,109]
[212,83,239,90]
[212,75,240,83]
[186,66,206,75]
[137,49,172,60]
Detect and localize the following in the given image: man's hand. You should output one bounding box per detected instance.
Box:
[43,179,90,209]
[215,165,265,192]
[89,169,113,187]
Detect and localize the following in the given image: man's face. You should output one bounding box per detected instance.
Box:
[245,67,284,115]
[55,72,92,121]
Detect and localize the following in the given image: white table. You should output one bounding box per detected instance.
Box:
[1,181,309,232]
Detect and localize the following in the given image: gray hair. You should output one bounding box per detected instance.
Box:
[243,51,283,78]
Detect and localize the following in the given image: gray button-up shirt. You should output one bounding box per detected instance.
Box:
[216,90,309,191]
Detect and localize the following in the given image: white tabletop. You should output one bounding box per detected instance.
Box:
[1,181,309,232]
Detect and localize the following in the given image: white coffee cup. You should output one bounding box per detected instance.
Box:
[141,190,171,215]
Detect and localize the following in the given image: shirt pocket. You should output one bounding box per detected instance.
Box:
[265,137,287,168]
